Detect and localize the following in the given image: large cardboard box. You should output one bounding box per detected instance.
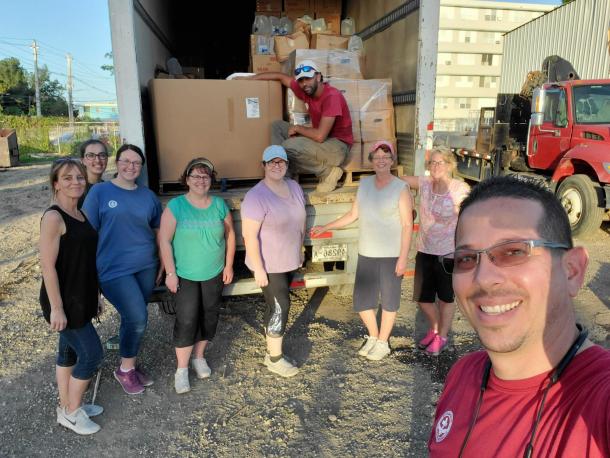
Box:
[327,50,363,79]
[149,79,283,182]
[314,0,341,13]
[327,78,359,111]
[310,33,349,50]
[251,54,282,73]
[284,0,312,11]
[360,109,395,143]
[350,110,361,143]
[274,31,310,62]
[0,129,19,168]
[250,34,275,56]
[342,142,362,171]
[256,0,283,12]
[359,79,393,111]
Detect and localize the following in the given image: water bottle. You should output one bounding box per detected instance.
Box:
[279,17,293,35]
[311,18,327,34]
[252,15,272,35]
[341,17,355,36]
[270,16,281,36]
[348,35,363,53]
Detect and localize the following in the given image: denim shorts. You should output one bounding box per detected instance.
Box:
[56,321,104,380]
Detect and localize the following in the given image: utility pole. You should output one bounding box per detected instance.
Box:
[31,40,41,117]
[66,53,74,125]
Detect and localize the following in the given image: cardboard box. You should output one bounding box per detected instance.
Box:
[282,49,329,77]
[256,0,283,12]
[316,13,341,33]
[251,54,282,73]
[342,142,362,171]
[274,31,310,62]
[350,110,361,142]
[327,78,359,111]
[251,35,275,56]
[285,0,312,11]
[359,79,393,111]
[314,0,341,13]
[362,138,397,169]
[327,50,363,79]
[310,33,349,50]
[360,109,395,143]
[149,79,283,181]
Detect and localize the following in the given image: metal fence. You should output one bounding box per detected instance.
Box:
[48,122,121,156]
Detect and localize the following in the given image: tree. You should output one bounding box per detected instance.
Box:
[33,65,70,116]
[0,58,30,114]
[101,52,114,75]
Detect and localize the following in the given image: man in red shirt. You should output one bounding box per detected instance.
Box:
[430,176,610,457]
[245,60,353,193]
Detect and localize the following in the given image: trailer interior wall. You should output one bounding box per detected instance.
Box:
[499,0,610,93]
[346,0,438,175]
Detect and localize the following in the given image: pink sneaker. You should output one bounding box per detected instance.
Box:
[134,367,154,387]
[425,335,448,356]
[418,329,438,349]
[114,368,144,395]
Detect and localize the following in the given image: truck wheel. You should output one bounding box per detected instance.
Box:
[557,174,605,239]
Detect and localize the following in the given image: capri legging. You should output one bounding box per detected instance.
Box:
[261,271,295,337]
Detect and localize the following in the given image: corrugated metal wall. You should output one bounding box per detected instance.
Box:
[500,0,610,93]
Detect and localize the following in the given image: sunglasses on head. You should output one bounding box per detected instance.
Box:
[294,65,316,76]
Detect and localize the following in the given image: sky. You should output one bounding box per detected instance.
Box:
[0,0,115,104]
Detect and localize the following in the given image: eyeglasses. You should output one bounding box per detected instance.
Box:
[84,152,108,160]
[188,174,211,182]
[294,65,316,76]
[428,160,446,167]
[117,159,143,168]
[439,239,570,274]
[265,159,288,167]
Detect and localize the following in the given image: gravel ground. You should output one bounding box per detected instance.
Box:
[0,162,608,457]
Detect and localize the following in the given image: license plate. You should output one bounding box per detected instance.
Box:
[312,243,348,262]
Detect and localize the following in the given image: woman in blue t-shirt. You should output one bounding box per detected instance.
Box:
[82,144,162,395]
[158,158,236,394]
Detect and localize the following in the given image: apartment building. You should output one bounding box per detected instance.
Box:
[435,0,555,132]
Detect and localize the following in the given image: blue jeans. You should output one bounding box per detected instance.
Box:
[57,322,104,380]
[100,267,157,359]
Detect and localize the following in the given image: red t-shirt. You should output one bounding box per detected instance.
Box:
[429,346,610,457]
[290,79,353,146]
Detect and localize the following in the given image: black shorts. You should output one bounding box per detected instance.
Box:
[353,255,403,312]
[413,252,454,303]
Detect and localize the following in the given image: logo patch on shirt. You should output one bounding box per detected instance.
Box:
[108,200,118,208]
[435,410,453,443]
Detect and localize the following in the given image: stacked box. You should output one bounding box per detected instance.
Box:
[313,0,341,13]
[275,31,310,62]
[282,49,329,76]
[250,35,281,73]
[360,110,395,143]
[327,78,359,111]
[343,142,362,171]
[349,110,361,142]
[327,51,362,79]
[310,33,349,50]
[256,0,282,14]
[314,14,340,34]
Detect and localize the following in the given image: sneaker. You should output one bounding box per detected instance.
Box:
[418,329,438,350]
[57,404,104,419]
[264,354,299,378]
[174,368,191,394]
[192,358,212,379]
[114,368,145,395]
[316,166,343,193]
[134,367,154,387]
[357,336,378,356]
[57,406,100,435]
[426,335,448,356]
[366,340,391,361]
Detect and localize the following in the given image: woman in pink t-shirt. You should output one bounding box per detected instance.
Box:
[403,146,469,355]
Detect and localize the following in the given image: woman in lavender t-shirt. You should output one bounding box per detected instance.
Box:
[241,145,306,378]
[403,146,470,356]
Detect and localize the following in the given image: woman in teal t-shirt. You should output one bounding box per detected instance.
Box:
[158,158,236,394]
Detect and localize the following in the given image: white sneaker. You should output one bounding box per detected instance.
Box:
[192,358,211,379]
[366,340,391,361]
[264,354,299,378]
[57,404,103,419]
[316,166,343,193]
[358,336,378,356]
[57,407,101,435]
[174,368,191,394]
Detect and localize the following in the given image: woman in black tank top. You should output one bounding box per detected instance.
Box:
[39,158,104,435]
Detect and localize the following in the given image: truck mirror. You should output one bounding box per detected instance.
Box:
[530,112,544,126]
[531,87,546,114]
